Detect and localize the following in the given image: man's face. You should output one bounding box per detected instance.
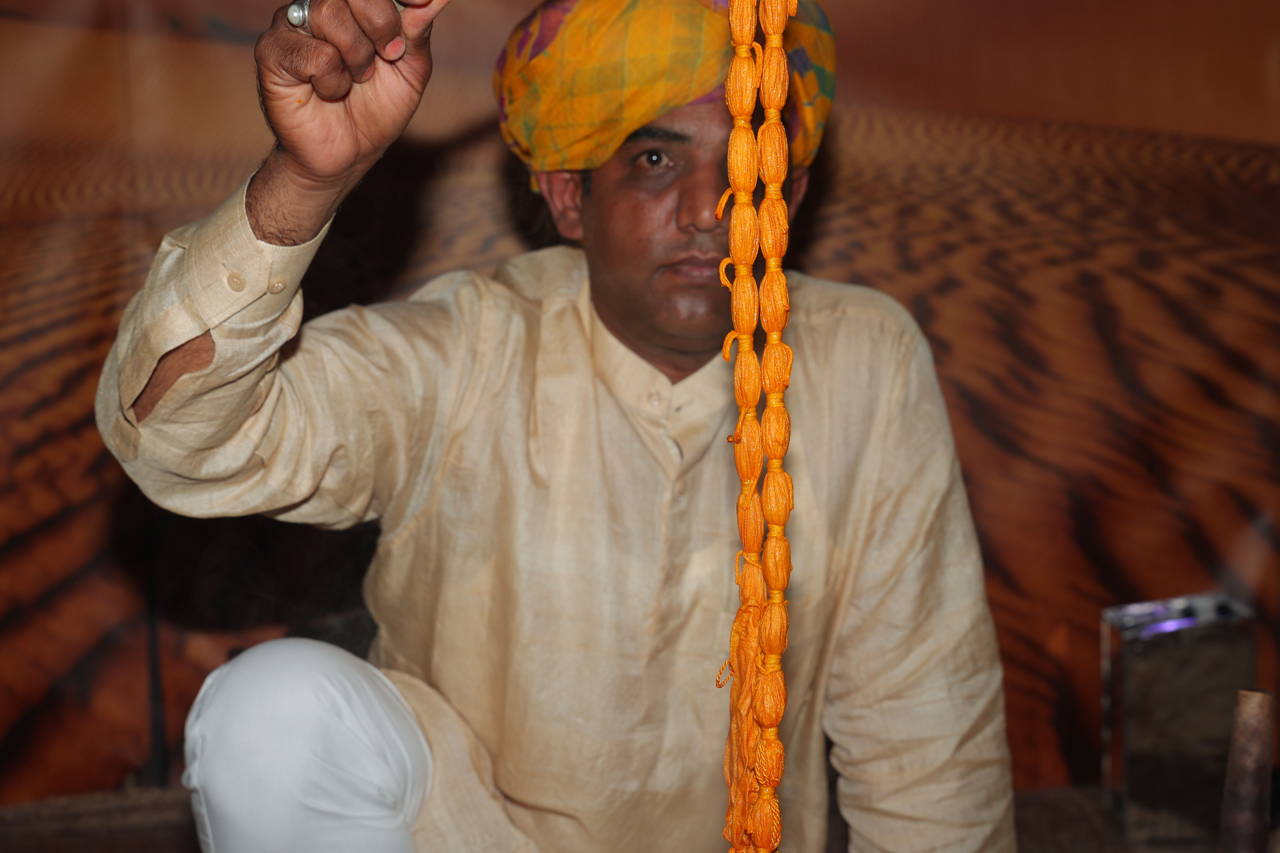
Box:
[539,100,735,382]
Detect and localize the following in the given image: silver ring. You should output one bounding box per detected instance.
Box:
[286,0,312,33]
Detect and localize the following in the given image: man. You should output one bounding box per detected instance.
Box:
[96,0,1015,850]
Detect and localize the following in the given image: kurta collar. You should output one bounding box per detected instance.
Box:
[574,281,735,472]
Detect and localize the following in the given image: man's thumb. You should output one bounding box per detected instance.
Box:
[400,0,451,45]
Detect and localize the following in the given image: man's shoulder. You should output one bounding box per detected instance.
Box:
[402,245,587,309]
[789,270,923,346]
[300,247,586,372]
[491,245,589,302]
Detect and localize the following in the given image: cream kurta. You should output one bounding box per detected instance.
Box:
[97,187,1015,852]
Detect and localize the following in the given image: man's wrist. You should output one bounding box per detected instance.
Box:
[245,150,365,246]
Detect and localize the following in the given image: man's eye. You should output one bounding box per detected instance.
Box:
[637,150,670,169]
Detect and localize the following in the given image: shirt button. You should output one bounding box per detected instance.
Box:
[226,271,245,292]
[267,278,286,295]
[647,392,663,409]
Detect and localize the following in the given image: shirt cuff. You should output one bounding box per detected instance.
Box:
[111,180,332,413]
[182,179,331,329]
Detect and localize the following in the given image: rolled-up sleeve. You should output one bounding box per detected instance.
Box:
[96,184,485,529]
[824,327,1015,851]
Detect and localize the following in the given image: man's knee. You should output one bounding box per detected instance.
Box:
[187,638,380,734]
[184,638,429,852]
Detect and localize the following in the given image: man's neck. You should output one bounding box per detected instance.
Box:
[590,303,720,384]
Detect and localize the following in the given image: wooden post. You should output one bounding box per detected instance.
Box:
[1219,689,1273,853]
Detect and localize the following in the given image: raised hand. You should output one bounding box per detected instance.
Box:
[247,0,452,244]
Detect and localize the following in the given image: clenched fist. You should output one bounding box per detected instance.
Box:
[247,0,452,244]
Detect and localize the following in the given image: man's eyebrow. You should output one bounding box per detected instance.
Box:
[622,125,692,145]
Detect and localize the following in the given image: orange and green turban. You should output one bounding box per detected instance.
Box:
[493,0,836,173]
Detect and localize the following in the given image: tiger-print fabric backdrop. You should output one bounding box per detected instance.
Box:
[1,6,1277,802]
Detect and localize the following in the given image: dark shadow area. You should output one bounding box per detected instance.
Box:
[787,117,837,272]
[823,737,848,853]
[500,149,565,252]
[103,480,378,786]
[111,480,378,646]
[301,118,509,319]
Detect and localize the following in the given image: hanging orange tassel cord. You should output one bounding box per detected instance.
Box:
[717,0,796,850]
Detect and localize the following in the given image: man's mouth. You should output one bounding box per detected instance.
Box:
[661,254,724,285]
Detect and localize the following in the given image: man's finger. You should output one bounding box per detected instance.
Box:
[397,0,452,45]
[347,0,407,62]
[308,0,378,83]
[265,28,354,101]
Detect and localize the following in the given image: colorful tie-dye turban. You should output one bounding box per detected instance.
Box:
[493,0,835,173]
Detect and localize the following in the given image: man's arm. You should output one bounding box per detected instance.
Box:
[100,0,466,524]
[131,332,212,422]
[125,0,451,422]
[824,322,1015,852]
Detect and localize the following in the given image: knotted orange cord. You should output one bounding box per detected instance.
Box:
[716,0,796,850]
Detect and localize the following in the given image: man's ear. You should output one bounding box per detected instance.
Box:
[535,171,587,241]
[786,165,810,221]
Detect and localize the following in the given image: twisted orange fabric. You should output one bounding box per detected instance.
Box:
[717,0,796,850]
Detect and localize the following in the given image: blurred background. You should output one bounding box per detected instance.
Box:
[1,0,1277,846]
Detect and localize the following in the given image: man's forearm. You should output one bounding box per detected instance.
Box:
[132,331,215,422]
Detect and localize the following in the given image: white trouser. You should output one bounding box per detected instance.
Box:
[182,638,430,853]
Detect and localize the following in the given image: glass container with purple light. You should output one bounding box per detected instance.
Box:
[1101,591,1256,849]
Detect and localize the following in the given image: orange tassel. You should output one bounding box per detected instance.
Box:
[761,340,793,394]
[755,732,785,788]
[759,52,788,111]
[760,599,789,656]
[749,792,782,850]
[757,196,789,259]
[756,121,788,186]
[725,54,758,118]
[733,416,763,483]
[736,491,764,553]
[758,0,788,37]
[728,202,759,267]
[733,348,761,409]
[738,557,767,606]
[761,535,791,590]
[760,404,790,459]
[728,125,759,190]
[758,268,789,333]
[761,468,793,526]
[753,668,787,728]
[731,271,759,338]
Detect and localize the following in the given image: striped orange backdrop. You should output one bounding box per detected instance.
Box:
[0,0,1276,802]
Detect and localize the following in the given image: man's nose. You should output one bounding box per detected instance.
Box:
[678,164,728,235]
